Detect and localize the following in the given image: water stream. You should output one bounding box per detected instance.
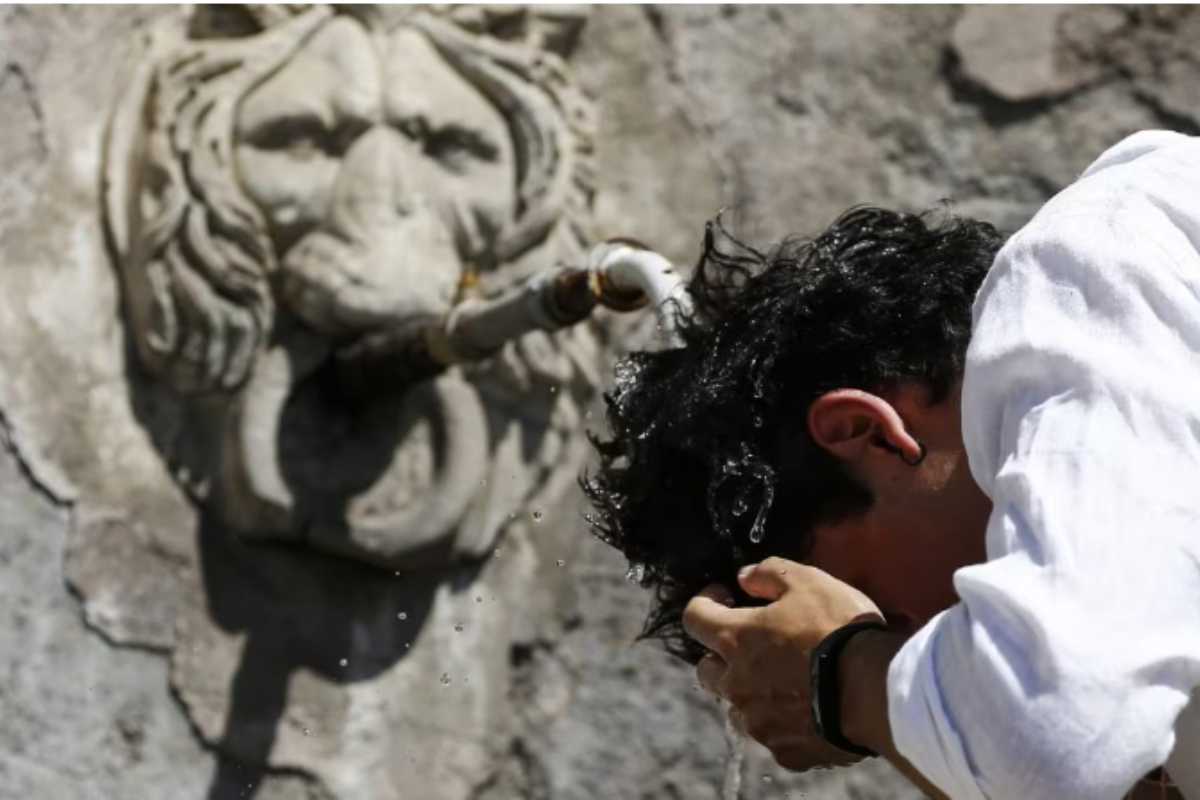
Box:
[722,706,745,800]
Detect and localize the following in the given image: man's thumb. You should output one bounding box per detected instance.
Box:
[737,557,795,601]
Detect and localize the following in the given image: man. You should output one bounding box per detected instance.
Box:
[583,130,1200,798]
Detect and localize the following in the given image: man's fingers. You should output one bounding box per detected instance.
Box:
[696,652,725,696]
[737,556,805,601]
[683,584,745,658]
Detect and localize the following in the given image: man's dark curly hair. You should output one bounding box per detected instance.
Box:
[582,206,1004,662]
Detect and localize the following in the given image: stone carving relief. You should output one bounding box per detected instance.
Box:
[76,6,608,797]
[104,3,598,570]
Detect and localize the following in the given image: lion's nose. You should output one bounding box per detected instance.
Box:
[281,121,462,335]
[329,124,421,241]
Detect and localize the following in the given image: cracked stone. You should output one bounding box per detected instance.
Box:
[0,64,49,226]
[63,510,184,652]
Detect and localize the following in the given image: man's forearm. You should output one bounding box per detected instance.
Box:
[840,628,950,800]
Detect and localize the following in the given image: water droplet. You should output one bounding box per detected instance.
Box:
[532,510,544,522]
[762,775,773,784]
[722,710,745,800]
[302,727,311,736]
[394,570,401,577]
[747,482,775,544]
[397,611,408,621]
[635,421,658,441]
[475,595,483,603]
[549,385,557,394]
[338,657,348,667]
[440,672,451,686]
[454,623,464,632]
[555,559,566,568]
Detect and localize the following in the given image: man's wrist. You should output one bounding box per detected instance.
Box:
[837,627,907,757]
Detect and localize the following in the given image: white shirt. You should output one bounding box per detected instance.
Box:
[887,130,1200,800]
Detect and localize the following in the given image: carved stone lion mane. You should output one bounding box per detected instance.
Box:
[107,4,594,393]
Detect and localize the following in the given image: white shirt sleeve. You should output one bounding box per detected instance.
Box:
[886,130,1200,800]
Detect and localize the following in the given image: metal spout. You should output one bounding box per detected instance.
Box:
[337,240,689,392]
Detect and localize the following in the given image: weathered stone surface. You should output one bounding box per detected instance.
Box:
[952,6,1086,103]
[3,5,1200,800]
[0,435,219,799]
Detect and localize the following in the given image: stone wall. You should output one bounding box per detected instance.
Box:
[1,5,1197,800]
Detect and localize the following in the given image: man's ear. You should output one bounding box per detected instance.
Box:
[806,389,922,465]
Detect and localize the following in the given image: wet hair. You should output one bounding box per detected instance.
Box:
[582,206,1004,662]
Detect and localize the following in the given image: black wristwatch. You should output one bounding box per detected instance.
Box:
[809,620,887,758]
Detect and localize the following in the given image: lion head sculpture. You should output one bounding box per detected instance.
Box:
[104,4,601,570]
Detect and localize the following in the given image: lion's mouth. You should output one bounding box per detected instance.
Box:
[217,309,493,568]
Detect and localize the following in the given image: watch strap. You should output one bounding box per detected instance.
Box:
[809,620,887,758]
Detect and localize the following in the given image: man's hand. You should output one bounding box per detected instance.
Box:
[682,557,885,771]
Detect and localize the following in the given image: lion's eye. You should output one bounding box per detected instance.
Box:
[243,114,337,161]
[424,125,499,172]
[330,118,372,156]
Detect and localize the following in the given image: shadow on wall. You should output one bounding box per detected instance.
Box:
[119,319,491,799]
[194,514,461,799]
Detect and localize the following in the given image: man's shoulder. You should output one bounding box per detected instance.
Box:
[989,130,1200,278]
[1079,129,1200,181]
[963,130,1200,499]
[1023,130,1200,237]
